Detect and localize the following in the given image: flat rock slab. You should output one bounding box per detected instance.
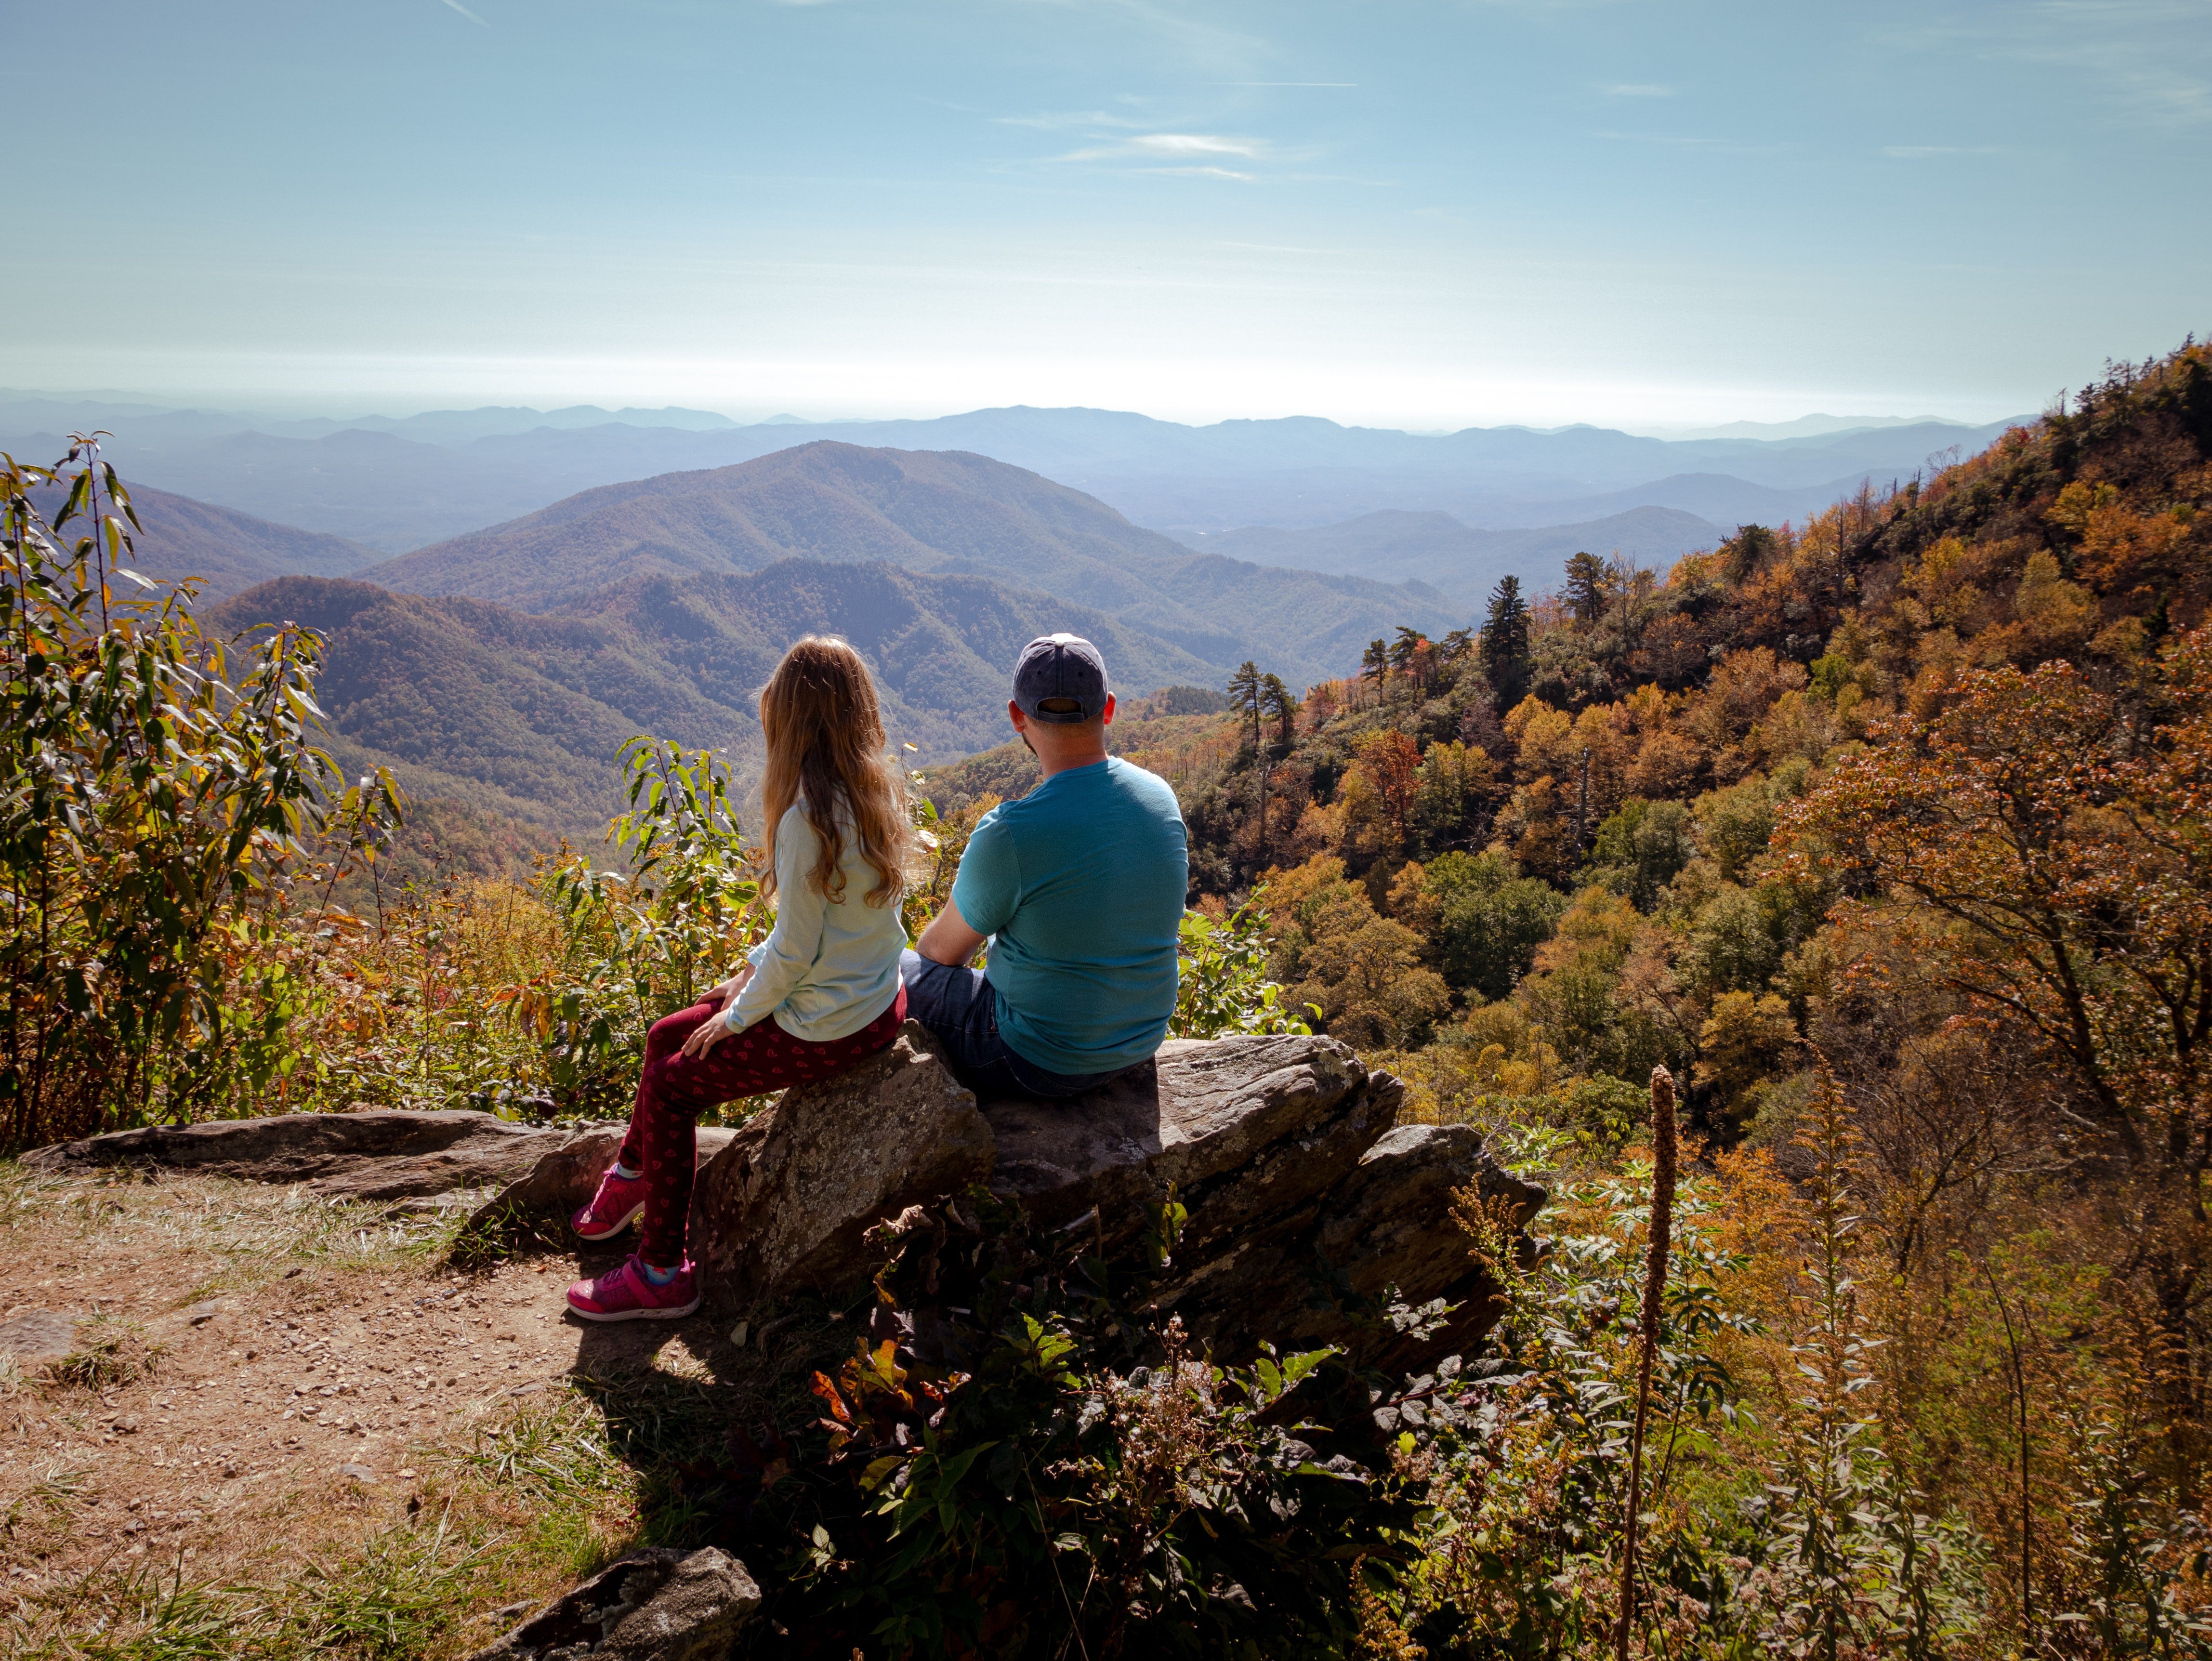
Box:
[302,1146,555,1202]
[461,1125,735,1243]
[469,1546,760,1661]
[0,1310,82,1368]
[693,1026,995,1315]
[24,1109,561,1200]
[984,1034,1391,1252]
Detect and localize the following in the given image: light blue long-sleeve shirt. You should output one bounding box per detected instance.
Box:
[722,800,907,1042]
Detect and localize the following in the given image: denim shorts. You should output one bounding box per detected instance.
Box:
[897,949,1132,1102]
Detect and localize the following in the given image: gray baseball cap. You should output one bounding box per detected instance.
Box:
[1013,633,1108,724]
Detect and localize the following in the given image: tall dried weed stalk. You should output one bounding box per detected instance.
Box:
[1616,1063,1677,1659]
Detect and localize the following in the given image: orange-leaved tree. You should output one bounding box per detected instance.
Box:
[1777,624,2212,1473]
[1352,728,1422,851]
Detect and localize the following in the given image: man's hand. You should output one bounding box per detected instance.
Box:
[917,897,986,968]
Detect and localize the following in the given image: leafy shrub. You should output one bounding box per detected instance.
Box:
[276,876,566,1117]
[1171,887,1314,1041]
[685,1187,1438,1659]
[0,444,398,1146]
[500,738,770,1116]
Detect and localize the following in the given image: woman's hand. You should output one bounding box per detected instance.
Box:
[682,965,755,1059]
[681,1014,732,1060]
[703,963,754,1011]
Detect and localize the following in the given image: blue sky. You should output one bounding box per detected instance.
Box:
[3,0,2207,427]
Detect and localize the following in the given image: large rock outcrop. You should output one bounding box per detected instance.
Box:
[982,1037,1540,1361]
[983,1033,1385,1254]
[1152,1122,1540,1369]
[29,1027,1544,1369]
[669,1023,1540,1363]
[467,1546,759,1661]
[688,1030,997,1315]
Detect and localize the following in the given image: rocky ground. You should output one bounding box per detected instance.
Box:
[0,1161,836,1660]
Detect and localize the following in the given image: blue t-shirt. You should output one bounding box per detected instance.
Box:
[950,756,1189,1076]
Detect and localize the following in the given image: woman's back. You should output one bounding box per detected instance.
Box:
[726,795,906,1041]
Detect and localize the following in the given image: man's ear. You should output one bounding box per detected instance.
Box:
[1101,692,1117,728]
[1007,699,1027,734]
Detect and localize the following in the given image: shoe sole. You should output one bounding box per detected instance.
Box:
[565,1294,701,1323]
[572,1200,645,1242]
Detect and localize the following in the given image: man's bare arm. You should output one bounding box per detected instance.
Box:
[917,896,987,967]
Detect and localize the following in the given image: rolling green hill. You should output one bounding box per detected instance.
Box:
[211,558,1215,841]
[359,442,1458,689]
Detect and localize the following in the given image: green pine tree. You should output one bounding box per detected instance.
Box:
[1259,672,1297,747]
[1226,660,1264,751]
[1564,551,1608,627]
[1359,639,1389,699]
[1480,575,1532,707]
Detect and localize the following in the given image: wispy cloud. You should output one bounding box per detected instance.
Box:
[437,0,489,24]
[1040,130,1275,178]
[1882,0,2212,130]
[995,109,1157,131]
[1126,133,1268,159]
[1883,144,2009,158]
[1599,82,1674,97]
[1218,81,1356,88]
[2015,0,2212,127]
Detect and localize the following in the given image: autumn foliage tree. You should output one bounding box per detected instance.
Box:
[1346,728,1422,851]
[1781,626,2212,1472]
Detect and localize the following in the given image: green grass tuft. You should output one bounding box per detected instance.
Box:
[50,1317,162,1389]
[278,1502,505,1661]
[459,1393,620,1501]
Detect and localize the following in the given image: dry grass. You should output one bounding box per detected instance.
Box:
[0,1162,850,1660]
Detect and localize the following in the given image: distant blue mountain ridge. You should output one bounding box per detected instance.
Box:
[0,392,2025,574]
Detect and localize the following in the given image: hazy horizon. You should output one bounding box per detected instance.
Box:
[0,384,2015,445]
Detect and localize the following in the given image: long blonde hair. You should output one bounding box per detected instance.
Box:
[758,636,912,908]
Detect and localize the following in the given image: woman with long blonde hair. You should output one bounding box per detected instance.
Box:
[566,636,916,1320]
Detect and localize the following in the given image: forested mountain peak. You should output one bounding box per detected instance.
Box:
[356,440,1457,690]
[205,556,1218,846]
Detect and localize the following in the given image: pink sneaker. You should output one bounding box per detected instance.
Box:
[572,1165,647,1242]
[566,1255,701,1322]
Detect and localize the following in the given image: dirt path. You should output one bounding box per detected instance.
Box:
[0,1160,826,1658]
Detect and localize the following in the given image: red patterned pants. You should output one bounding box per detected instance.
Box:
[617,989,907,1266]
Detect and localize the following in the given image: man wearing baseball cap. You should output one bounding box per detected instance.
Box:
[902,633,1189,1099]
